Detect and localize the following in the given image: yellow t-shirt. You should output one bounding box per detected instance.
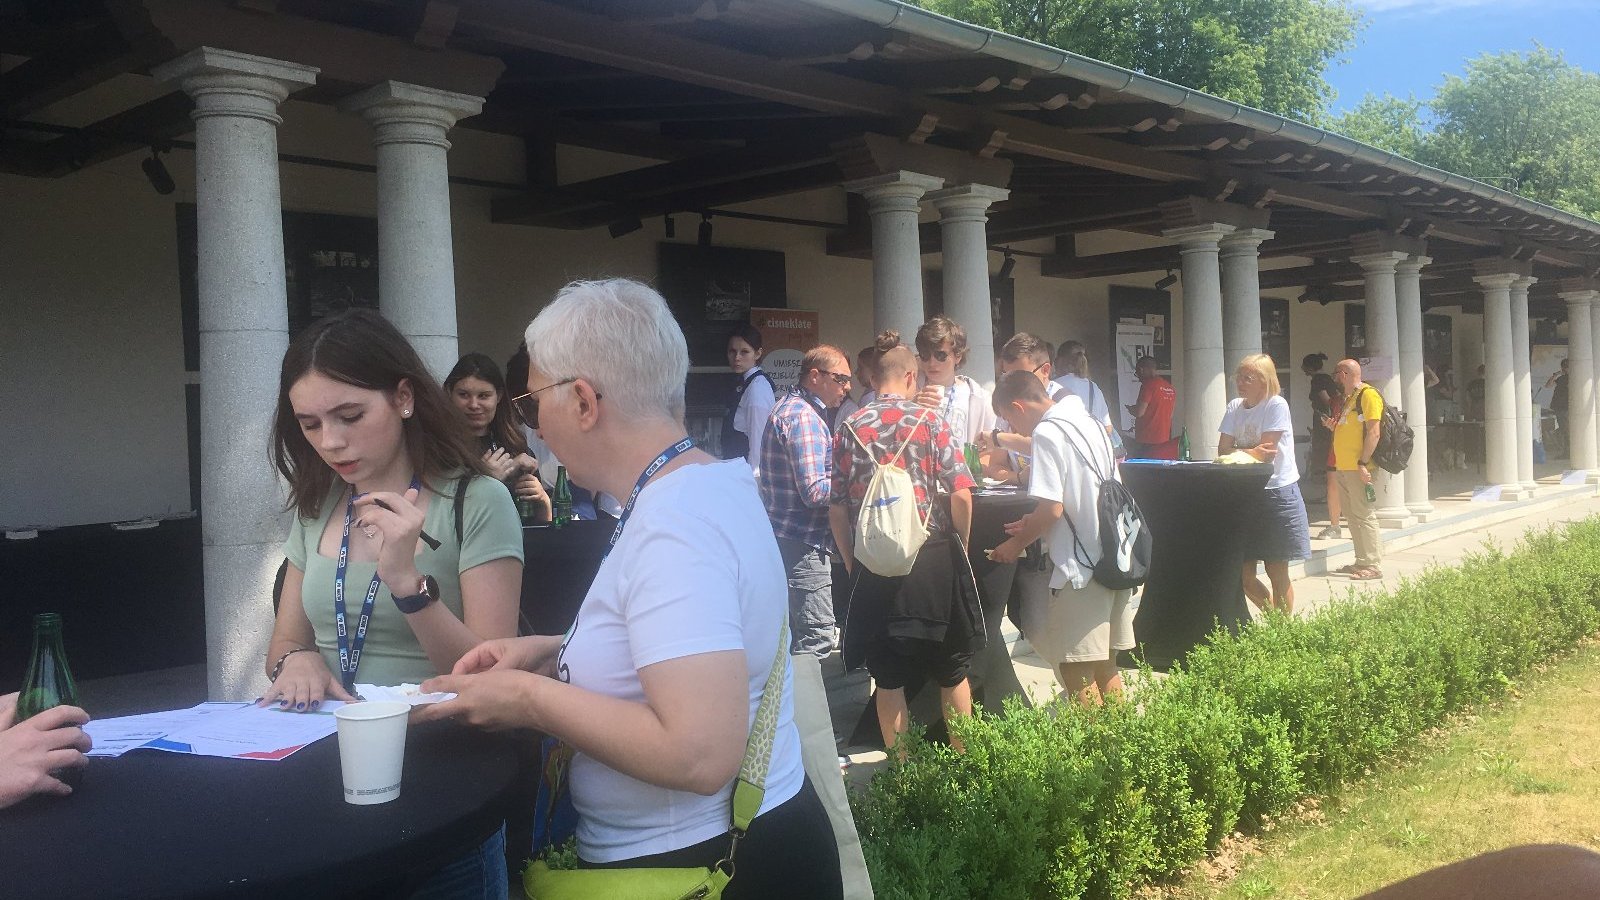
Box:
[1332,384,1384,471]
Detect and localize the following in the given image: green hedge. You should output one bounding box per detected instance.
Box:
[853,519,1600,900]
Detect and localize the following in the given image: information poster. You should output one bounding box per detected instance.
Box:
[1114,323,1156,432]
[750,307,819,390]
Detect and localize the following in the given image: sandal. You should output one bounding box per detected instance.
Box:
[1333,563,1360,575]
[1350,567,1383,580]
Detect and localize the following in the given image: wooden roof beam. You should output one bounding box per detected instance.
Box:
[0,17,170,118]
[1,90,194,178]
[1041,103,1185,134]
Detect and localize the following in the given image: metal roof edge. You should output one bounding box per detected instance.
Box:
[796,0,1600,238]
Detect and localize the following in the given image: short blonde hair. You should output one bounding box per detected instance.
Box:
[1238,353,1281,396]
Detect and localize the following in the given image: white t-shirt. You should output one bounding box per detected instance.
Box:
[1218,395,1299,489]
[732,366,777,470]
[923,375,997,447]
[1052,373,1113,429]
[557,460,803,863]
[1029,400,1118,591]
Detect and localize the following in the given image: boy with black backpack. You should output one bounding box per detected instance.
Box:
[988,370,1146,704]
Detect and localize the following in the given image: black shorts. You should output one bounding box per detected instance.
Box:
[865,636,973,690]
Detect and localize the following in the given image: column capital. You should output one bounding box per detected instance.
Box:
[1395,254,1432,276]
[1351,250,1409,274]
[153,47,318,124]
[926,183,1010,223]
[1472,272,1519,290]
[1162,222,1234,250]
[339,81,484,149]
[1348,229,1427,260]
[844,171,945,213]
[1559,289,1598,306]
[1511,274,1539,293]
[1218,228,1275,257]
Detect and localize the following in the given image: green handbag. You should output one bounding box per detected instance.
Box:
[524,623,790,900]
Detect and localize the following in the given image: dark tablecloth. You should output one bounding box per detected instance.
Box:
[0,720,522,900]
[1121,460,1273,671]
[520,520,609,635]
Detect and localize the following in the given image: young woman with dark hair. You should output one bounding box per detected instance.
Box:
[722,323,776,467]
[265,310,524,897]
[445,352,534,480]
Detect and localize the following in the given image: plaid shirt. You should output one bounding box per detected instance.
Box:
[832,396,976,534]
[759,389,835,551]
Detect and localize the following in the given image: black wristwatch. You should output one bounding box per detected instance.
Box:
[391,574,440,614]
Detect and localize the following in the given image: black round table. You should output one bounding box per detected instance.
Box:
[1120,460,1274,671]
[520,520,609,635]
[0,720,522,900]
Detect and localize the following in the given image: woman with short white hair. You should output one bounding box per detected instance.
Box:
[416,279,840,898]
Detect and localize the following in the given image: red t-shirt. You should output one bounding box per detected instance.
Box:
[1134,376,1176,443]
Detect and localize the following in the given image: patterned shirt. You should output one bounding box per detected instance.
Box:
[759,389,835,551]
[831,396,976,534]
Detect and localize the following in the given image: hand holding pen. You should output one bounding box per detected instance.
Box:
[353,488,434,589]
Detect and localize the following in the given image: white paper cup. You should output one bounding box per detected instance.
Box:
[334,701,410,805]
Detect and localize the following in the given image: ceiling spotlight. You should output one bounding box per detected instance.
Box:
[1154,269,1177,291]
[141,147,175,196]
[664,213,675,239]
[698,212,713,248]
[607,217,643,239]
[996,250,1016,280]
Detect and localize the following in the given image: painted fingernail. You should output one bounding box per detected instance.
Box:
[253,696,262,704]
[310,701,321,710]
[295,702,306,711]
[279,699,290,708]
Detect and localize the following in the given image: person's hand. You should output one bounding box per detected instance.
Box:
[514,473,549,506]
[0,702,92,808]
[0,692,16,731]
[913,386,945,409]
[452,635,561,677]
[1359,463,1374,485]
[1252,443,1279,463]
[988,536,1023,565]
[353,487,426,589]
[482,447,520,482]
[513,452,539,475]
[411,670,541,731]
[1320,415,1337,431]
[1002,516,1027,537]
[258,649,356,711]
[975,429,995,454]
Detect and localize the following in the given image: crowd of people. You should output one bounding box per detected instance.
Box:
[1,277,1406,899]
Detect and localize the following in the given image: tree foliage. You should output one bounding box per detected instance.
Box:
[1330,47,1600,219]
[918,0,1363,120]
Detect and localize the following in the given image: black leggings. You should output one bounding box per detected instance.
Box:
[579,777,843,900]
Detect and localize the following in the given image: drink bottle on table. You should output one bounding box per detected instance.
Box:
[19,612,82,790]
[553,466,573,528]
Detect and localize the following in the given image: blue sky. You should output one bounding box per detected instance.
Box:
[1325,0,1600,116]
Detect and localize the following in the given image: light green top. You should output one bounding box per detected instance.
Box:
[283,474,524,686]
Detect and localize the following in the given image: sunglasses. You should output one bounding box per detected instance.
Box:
[818,370,852,387]
[919,349,952,363]
[510,378,602,430]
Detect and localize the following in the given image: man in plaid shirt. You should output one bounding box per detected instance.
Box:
[759,344,855,657]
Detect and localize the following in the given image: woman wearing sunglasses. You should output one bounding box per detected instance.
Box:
[262,310,524,897]
[416,279,841,899]
[913,315,997,448]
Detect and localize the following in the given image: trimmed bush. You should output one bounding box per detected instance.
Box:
[854,519,1600,899]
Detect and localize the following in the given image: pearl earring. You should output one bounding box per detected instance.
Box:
[402,409,411,417]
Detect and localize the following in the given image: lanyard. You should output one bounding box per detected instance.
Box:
[334,476,420,691]
[556,438,695,684]
[606,437,696,559]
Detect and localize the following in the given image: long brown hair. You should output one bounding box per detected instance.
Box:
[444,352,529,456]
[272,310,490,519]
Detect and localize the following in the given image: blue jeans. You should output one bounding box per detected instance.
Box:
[777,538,835,658]
[409,824,508,900]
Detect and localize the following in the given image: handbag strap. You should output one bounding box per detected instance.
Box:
[729,620,790,836]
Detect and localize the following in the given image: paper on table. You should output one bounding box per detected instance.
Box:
[85,702,244,758]
[353,683,456,706]
[146,702,342,761]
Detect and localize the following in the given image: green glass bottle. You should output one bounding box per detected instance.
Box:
[963,443,982,479]
[553,466,573,528]
[515,494,540,525]
[1365,481,1377,503]
[1178,428,1192,462]
[19,612,82,789]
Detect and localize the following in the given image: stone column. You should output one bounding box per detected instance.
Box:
[1558,285,1599,479]
[1395,255,1435,520]
[1353,250,1413,527]
[340,82,484,381]
[1510,275,1538,491]
[1474,268,1529,499]
[1591,297,1600,465]
[153,48,318,700]
[1219,228,1275,382]
[845,171,945,342]
[1165,224,1235,461]
[927,184,1009,388]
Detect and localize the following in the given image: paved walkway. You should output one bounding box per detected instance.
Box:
[831,475,1600,781]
